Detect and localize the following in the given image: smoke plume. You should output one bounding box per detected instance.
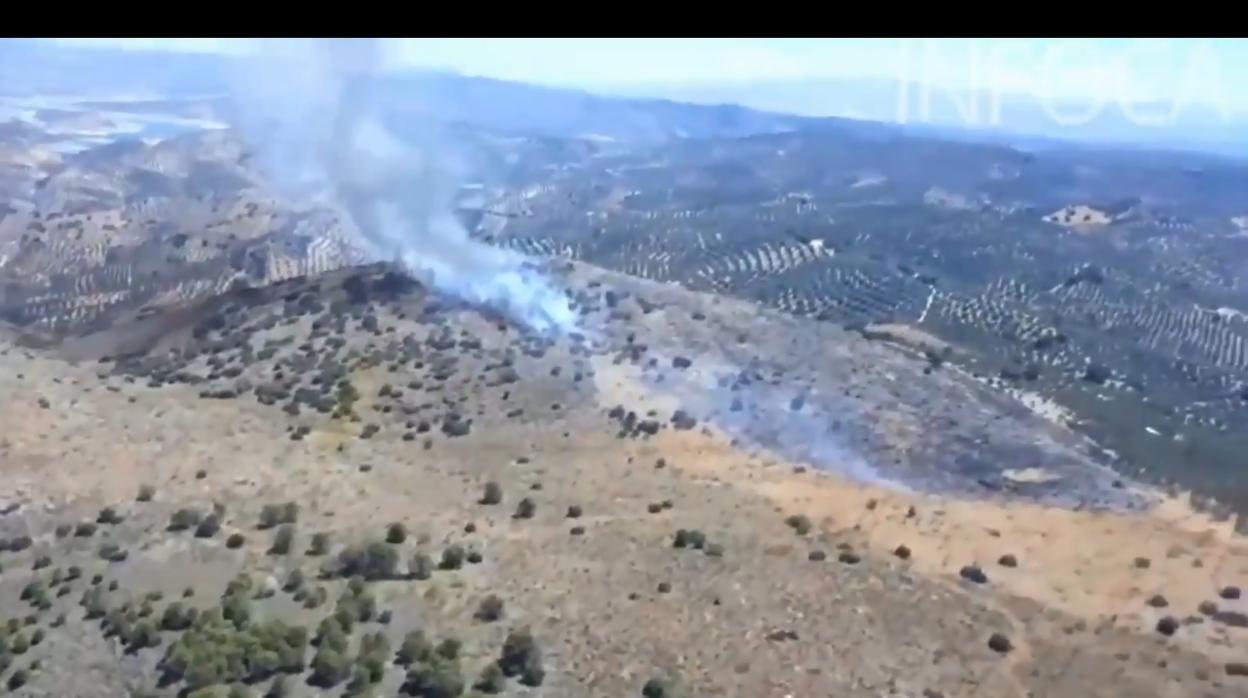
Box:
[229,39,574,334]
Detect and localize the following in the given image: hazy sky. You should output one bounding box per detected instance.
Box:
[44,38,1248,114]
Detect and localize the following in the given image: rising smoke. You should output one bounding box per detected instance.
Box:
[229,39,575,334]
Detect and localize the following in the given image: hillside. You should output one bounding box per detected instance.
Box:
[1,261,1246,697]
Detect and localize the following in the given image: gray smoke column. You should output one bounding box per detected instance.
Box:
[229,39,575,334]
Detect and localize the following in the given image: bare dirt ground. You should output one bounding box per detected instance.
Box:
[0,262,1245,697]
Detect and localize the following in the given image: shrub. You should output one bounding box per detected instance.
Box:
[480,482,503,505]
[32,555,51,570]
[98,543,126,562]
[315,618,350,654]
[169,508,202,532]
[643,677,678,697]
[386,522,408,544]
[566,505,583,518]
[334,542,399,580]
[475,662,507,694]
[784,514,812,536]
[226,533,246,549]
[7,669,28,691]
[310,646,351,687]
[259,502,299,529]
[475,595,505,622]
[395,629,432,667]
[127,620,162,652]
[269,525,296,556]
[196,515,222,538]
[284,569,305,593]
[74,521,98,537]
[309,532,331,556]
[55,523,72,538]
[440,545,465,571]
[266,675,290,698]
[97,506,124,525]
[403,656,464,698]
[513,498,536,520]
[435,637,461,660]
[137,484,155,502]
[160,603,195,632]
[499,629,544,686]
[410,552,434,580]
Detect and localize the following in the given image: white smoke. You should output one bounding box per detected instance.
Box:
[228,39,575,334]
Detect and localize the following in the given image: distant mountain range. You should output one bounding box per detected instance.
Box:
[3,39,1247,159]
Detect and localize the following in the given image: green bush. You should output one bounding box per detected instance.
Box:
[98,543,128,562]
[480,481,503,505]
[475,662,506,694]
[513,498,536,520]
[311,646,351,687]
[395,629,432,667]
[127,620,162,652]
[410,552,434,580]
[474,595,504,622]
[334,541,399,580]
[642,677,679,697]
[7,669,29,691]
[309,532,332,556]
[436,637,461,661]
[169,508,203,531]
[74,521,98,537]
[259,502,299,530]
[315,617,350,654]
[284,569,305,593]
[269,525,296,556]
[266,675,290,698]
[440,545,465,571]
[785,514,812,535]
[196,515,222,538]
[386,522,408,544]
[403,656,464,698]
[161,602,195,631]
[97,506,124,525]
[159,611,308,689]
[499,629,544,686]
